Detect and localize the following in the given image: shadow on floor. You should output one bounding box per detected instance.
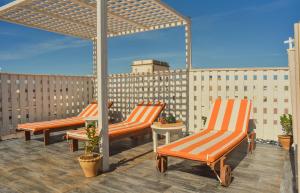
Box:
[167,139,249,182]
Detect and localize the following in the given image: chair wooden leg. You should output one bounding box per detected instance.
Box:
[71,139,79,152]
[25,131,31,141]
[220,157,232,187]
[156,154,168,173]
[44,130,50,146]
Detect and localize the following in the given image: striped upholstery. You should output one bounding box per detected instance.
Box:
[17,102,112,133]
[66,101,165,140]
[157,99,252,163]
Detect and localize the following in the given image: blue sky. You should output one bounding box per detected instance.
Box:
[0,0,299,75]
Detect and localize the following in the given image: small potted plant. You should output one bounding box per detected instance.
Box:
[78,122,102,177]
[278,114,293,150]
[157,114,184,127]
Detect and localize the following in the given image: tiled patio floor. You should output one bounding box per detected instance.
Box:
[0,133,289,193]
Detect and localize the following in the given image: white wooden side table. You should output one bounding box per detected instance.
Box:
[151,123,185,152]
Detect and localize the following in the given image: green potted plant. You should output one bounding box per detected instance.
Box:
[278,114,293,150]
[158,114,184,127]
[78,122,102,177]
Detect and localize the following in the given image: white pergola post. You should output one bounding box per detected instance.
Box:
[96,0,109,171]
[185,19,192,70]
[294,22,300,192]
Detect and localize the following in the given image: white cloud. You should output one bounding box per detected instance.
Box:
[0,37,89,60]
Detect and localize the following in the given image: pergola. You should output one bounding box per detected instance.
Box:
[0,0,191,171]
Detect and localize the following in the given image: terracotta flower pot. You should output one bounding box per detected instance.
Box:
[278,135,293,150]
[78,153,102,177]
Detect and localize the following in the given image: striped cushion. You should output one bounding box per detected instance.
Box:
[17,102,113,132]
[66,101,165,140]
[157,99,252,163]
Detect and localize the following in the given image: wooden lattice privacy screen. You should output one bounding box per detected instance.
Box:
[0,73,94,136]
[108,70,188,127]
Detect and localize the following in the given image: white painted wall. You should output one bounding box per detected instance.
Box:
[0,67,291,141]
[0,73,94,136]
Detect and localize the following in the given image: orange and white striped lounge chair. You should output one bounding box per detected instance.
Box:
[17,101,113,145]
[66,101,165,152]
[156,99,252,187]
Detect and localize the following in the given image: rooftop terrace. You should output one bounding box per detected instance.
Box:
[0,133,292,193]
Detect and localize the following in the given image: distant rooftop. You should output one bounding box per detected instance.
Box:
[132,60,169,67]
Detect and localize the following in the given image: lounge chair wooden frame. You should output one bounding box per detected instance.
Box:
[155,99,253,187]
[156,136,251,187]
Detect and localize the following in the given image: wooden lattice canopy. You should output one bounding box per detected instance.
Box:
[0,0,189,39]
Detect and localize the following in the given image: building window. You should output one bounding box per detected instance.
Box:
[253,75,257,80]
[263,119,267,124]
[253,85,256,90]
[209,96,213,101]
[273,75,278,80]
[194,76,197,81]
[263,86,267,91]
[209,75,212,80]
[218,75,221,80]
[274,98,278,102]
[263,97,267,102]
[209,86,212,91]
[194,106,197,110]
[284,108,289,114]
[274,108,278,114]
[244,86,247,91]
[201,86,204,91]
[284,75,289,80]
[235,86,238,91]
[201,76,204,81]
[194,115,197,120]
[274,120,278,125]
[218,86,221,91]
[244,75,247,80]
[194,96,197,101]
[263,108,267,114]
[234,75,238,80]
[226,86,229,91]
[194,86,197,91]
[284,86,289,91]
[263,75,267,80]
[284,99,289,103]
[253,107,257,113]
[226,75,229,80]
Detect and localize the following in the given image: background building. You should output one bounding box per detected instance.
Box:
[131,60,170,74]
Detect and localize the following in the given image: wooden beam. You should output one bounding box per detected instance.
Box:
[70,0,149,29]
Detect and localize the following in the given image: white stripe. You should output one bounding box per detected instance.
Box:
[171,130,218,152]
[214,100,227,131]
[204,101,218,129]
[190,131,233,155]
[208,101,251,157]
[131,105,146,122]
[242,102,251,133]
[208,131,246,157]
[227,100,241,131]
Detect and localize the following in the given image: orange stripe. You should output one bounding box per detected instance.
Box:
[220,99,234,131]
[168,99,237,154]
[78,104,93,117]
[126,101,145,122]
[197,100,249,158]
[134,102,152,122]
[158,99,222,150]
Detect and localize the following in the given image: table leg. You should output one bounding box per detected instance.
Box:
[153,131,158,152]
[166,132,171,144]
